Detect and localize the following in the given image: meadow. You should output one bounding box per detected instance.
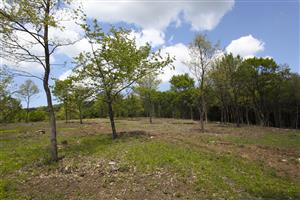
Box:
[1,118,300,199]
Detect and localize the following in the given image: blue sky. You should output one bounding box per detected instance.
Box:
[3,0,299,107]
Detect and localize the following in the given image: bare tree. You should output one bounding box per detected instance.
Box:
[17,79,39,122]
[136,72,161,124]
[186,34,218,132]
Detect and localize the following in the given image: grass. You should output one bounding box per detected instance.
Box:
[223,131,300,149]
[124,141,300,199]
[0,119,299,199]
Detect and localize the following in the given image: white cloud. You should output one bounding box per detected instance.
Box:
[58,69,73,80]
[226,35,265,57]
[131,29,165,48]
[56,38,91,58]
[80,1,234,31]
[160,43,190,82]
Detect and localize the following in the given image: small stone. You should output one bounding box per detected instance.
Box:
[281,159,287,162]
[109,161,116,165]
[35,130,45,134]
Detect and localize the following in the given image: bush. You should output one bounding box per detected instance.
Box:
[29,110,47,122]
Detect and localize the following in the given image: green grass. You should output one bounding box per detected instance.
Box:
[223,132,300,149]
[0,130,50,199]
[58,134,300,199]
[124,141,300,199]
[1,121,300,199]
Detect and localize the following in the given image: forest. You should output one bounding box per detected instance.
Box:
[0,0,300,199]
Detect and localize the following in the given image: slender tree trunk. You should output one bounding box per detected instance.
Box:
[296,103,299,129]
[236,106,240,127]
[149,103,154,124]
[200,95,205,132]
[79,104,83,124]
[107,101,117,139]
[226,106,229,124]
[245,107,249,125]
[205,105,208,123]
[279,107,282,128]
[220,106,223,124]
[64,102,68,123]
[190,105,193,120]
[149,111,152,124]
[43,0,58,162]
[26,98,29,123]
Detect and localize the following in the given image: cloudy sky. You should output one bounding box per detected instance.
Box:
[2,0,299,107]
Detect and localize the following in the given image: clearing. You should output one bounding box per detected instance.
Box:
[1,118,300,199]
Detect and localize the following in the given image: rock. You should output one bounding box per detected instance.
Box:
[109,161,116,165]
[35,130,45,134]
[281,159,287,162]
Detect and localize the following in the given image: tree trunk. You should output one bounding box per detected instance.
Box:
[190,105,193,120]
[296,104,299,129]
[205,105,208,123]
[64,102,68,123]
[220,107,223,124]
[26,97,29,123]
[245,107,249,125]
[236,106,240,127]
[43,0,58,162]
[107,101,117,139]
[149,100,153,124]
[200,96,204,132]
[279,107,282,128]
[79,104,83,124]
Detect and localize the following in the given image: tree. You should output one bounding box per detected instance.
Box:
[210,54,243,127]
[74,20,173,139]
[0,0,79,161]
[170,73,195,92]
[170,73,196,119]
[17,79,39,122]
[0,68,22,123]
[240,57,279,126]
[136,72,161,123]
[53,79,73,123]
[71,81,92,124]
[0,67,12,99]
[186,34,218,131]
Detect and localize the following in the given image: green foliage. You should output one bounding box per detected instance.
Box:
[135,72,161,120]
[170,73,195,92]
[17,80,39,102]
[0,96,22,123]
[74,19,173,135]
[29,109,47,122]
[74,20,173,101]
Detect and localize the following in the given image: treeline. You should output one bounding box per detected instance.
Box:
[42,55,300,129]
[1,56,300,129]
[1,56,299,130]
